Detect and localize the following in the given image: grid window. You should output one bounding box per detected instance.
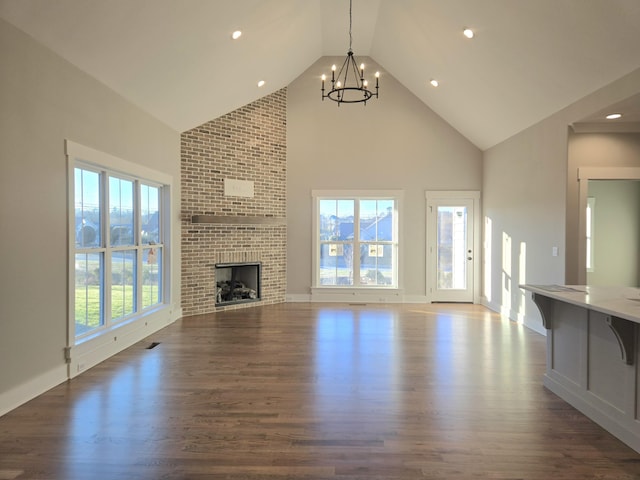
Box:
[72,165,166,340]
[316,194,399,288]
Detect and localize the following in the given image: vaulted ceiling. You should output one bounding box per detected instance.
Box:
[1,0,640,150]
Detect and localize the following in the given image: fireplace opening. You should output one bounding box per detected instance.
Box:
[215,262,261,306]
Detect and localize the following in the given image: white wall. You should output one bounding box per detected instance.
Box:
[286,56,482,301]
[0,19,181,413]
[483,67,640,334]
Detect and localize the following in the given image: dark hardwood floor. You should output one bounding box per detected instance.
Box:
[2,303,640,479]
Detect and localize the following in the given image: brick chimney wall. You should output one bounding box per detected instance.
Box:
[181,88,287,315]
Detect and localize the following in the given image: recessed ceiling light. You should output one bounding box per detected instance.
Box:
[463,28,474,39]
[232,30,242,40]
[430,79,439,87]
[606,113,622,120]
[257,80,265,87]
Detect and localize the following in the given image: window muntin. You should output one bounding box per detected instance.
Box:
[316,195,398,288]
[319,199,355,285]
[358,199,395,286]
[72,164,165,340]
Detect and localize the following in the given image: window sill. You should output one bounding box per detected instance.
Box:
[74,304,168,346]
[67,303,177,378]
[312,286,401,292]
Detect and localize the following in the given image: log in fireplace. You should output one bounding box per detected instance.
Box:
[215,262,261,306]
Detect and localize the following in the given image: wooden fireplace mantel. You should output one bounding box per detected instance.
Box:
[191,215,285,225]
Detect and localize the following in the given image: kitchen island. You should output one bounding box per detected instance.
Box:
[522,284,640,453]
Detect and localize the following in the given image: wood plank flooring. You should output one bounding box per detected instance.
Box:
[2,303,640,479]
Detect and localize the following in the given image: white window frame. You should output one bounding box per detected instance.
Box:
[312,190,402,290]
[66,141,172,350]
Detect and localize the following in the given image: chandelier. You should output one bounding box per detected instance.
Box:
[321,0,379,105]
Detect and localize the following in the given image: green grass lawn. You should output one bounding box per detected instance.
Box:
[75,285,160,334]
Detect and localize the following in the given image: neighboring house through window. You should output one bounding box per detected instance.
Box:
[313,190,401,288]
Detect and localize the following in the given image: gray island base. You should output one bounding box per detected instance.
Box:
[522,284,640,453]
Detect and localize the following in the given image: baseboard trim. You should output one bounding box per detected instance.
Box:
[0,365,67,417]
[1,305,182,417]
[286,293,429,304]
[481,298,546,336]
[285,294,312,302]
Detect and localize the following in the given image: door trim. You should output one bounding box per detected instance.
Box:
[425,191,481,303]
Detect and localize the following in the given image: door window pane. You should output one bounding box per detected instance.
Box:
[111,250,136,320]
[437,206,467,289]
[75,252,103,335]
[109,176,134,246]
[74,168,101,248]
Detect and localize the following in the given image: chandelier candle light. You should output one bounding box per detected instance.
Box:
[321,0,379,105]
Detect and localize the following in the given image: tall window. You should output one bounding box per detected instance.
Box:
[314,192,399,288]
[73,163,165,339]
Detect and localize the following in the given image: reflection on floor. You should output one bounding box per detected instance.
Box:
[1,303,639,479]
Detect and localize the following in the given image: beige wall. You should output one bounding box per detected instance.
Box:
[0,19,180,410]
[483,67,640,333]
[286,57,482,300]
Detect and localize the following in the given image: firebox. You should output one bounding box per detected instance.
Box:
[215,262,261,306]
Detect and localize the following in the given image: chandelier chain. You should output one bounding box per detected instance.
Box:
[349,0,353,52]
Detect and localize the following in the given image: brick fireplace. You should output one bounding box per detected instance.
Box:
[180,89,287,315]
[215,261,261,306]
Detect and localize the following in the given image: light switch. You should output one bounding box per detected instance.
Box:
[552,246,558,257]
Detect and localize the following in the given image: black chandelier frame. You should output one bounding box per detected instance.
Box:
[321,0,380,105]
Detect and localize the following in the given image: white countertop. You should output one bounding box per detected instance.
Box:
[521,284,640,324]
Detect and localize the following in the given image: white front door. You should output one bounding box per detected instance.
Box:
[426,192,479,303]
